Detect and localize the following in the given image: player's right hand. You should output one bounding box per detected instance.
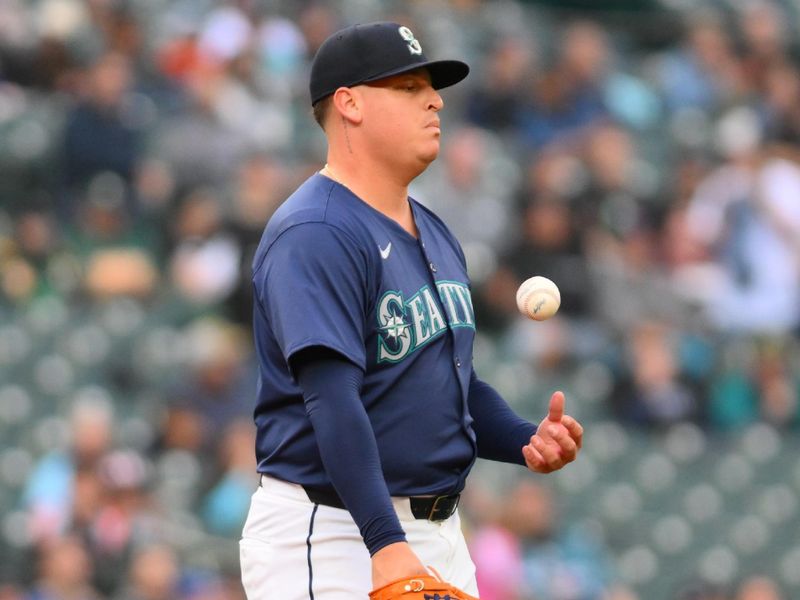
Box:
[523,390,583,474]
[371,542,428,588]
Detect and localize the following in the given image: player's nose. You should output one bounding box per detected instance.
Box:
[429,89,444,111]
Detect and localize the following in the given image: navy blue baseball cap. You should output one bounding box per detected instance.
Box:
[309,21,470,105]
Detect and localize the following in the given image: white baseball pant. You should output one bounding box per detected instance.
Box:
[240,475,479,599]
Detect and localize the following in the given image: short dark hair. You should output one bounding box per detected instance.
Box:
[312,96,332,130]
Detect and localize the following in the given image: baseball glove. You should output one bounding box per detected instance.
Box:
[369,573,479,600]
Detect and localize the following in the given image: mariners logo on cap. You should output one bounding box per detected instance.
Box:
[398,26,422,56]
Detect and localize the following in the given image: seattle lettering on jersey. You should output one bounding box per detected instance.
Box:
[377,281,474,363]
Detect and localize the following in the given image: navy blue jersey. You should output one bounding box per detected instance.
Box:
[251,173,477,496]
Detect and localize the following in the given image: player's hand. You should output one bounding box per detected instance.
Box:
[522,391,583,474]
[371,542,429,588]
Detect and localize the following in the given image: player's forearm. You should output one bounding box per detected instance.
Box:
[468,370,537,465]
[295,351,407,555]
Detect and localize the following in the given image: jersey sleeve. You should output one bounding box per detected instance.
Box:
[468,368,537,465]
[294,351,407,555]
[253,222,370,370]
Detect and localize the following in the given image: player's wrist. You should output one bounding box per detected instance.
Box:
[368,531,408,557]
[371,542,427,588]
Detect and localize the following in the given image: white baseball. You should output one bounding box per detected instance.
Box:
[516,276,561,321]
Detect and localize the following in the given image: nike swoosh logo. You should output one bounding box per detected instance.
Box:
[379,242,392,260]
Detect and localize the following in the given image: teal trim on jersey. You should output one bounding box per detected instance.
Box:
[435,280,476,330]
[404,284,449,351]
[376,281,475,364]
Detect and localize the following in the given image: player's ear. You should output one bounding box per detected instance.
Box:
[331,87,363,125]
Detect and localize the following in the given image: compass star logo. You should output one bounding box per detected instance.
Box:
[380,313,409,341]
[377,291,413,362]
[376,283,475,364]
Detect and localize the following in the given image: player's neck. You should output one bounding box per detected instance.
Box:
[322,159,419,237]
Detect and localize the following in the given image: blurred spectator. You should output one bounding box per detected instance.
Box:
[683,108,800,334]
[467,484,524,600]
[165,318,254,452]
[497,150,592,320]
[653,11,744,114]
[87,450,159,596]
[577,123,691,331]
[0,585,24,600]
[224,153,288,324]
[471,525,524,600]
[659,158,713,296]
[71,468,104,538]
[674,581,731,600]
[611,320,699,427]
[61,52,143,220]
[153,65,250,189]
[66,175,160,300]
[0,255,38,305]
[735,576,784,600]
[12,210,58,270]
[198,19,294,153]
[196,6,253,68]
[0,1,85,91]
[168,189,240,306]
[517,21,610,150]
[466,36,537,133]
[578,122,658,246]
[496,480,620,600]
[156,22,207,86]
[753,339,799,428]
[296,4,339,57]
[158,404,206,456]
[736,1,791,94]
[201,419,256,537]
[27,535,100,600]
[23,399,114,543]
[255,15,308,85]
[707,341,759,431]
[133,159,177,222]
[0,210,59,304]
[478,149,602,360]
[114,544,180,600]
[83,247,159,300]
[758,62,800,144]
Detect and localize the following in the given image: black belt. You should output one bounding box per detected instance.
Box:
[302,485,460,522]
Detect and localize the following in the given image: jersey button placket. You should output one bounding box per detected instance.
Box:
[455,357,461,368]
[429,262,437,273]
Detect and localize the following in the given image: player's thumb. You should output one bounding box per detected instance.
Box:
[547,391,565,422]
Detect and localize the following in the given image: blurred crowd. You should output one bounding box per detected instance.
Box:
[1,0,800,599]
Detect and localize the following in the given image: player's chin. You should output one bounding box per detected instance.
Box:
[419,141,441,163]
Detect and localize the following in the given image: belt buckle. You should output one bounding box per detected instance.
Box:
[428,494,459,522]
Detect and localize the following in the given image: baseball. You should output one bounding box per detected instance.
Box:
[516,276,561,321]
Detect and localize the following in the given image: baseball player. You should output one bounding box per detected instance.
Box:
[240,22,584,599]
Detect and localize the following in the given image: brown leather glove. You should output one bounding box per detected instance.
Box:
[369,573,479,600]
